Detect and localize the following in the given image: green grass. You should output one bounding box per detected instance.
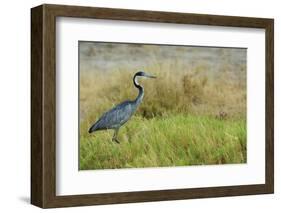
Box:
[79,114,246,170]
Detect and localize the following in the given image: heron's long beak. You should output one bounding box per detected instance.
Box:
[145,73,157,78]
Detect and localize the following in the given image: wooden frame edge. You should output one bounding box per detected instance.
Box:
[31,5,44,208]
[265,19,274,194]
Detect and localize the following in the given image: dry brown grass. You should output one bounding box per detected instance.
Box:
[80,61,246,126]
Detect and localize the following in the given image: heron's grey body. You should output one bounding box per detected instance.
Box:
[88,71,155,143]
[88,98,141,132]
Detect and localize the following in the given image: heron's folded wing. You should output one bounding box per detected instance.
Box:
[90,101,133,131]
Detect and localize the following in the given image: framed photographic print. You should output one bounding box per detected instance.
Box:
[31,4,274,208]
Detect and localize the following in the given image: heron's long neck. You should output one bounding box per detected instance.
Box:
[133,75,144,106]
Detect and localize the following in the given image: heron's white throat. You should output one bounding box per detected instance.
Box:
[134,76,140,86]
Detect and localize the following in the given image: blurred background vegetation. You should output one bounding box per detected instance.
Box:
[79,42,247,170]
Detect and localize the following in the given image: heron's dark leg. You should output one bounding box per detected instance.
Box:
[112,128,120,144]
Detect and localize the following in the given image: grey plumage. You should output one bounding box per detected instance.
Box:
[88,71,156,143]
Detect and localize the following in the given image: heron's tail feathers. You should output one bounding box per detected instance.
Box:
[88,124,97,133]
[88,120,103,133]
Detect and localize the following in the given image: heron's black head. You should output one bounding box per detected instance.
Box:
[133,71,156,88]
[135,71,156,78]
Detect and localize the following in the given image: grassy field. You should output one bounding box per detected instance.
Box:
[80,114,246,170]
[79,42,247,170]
